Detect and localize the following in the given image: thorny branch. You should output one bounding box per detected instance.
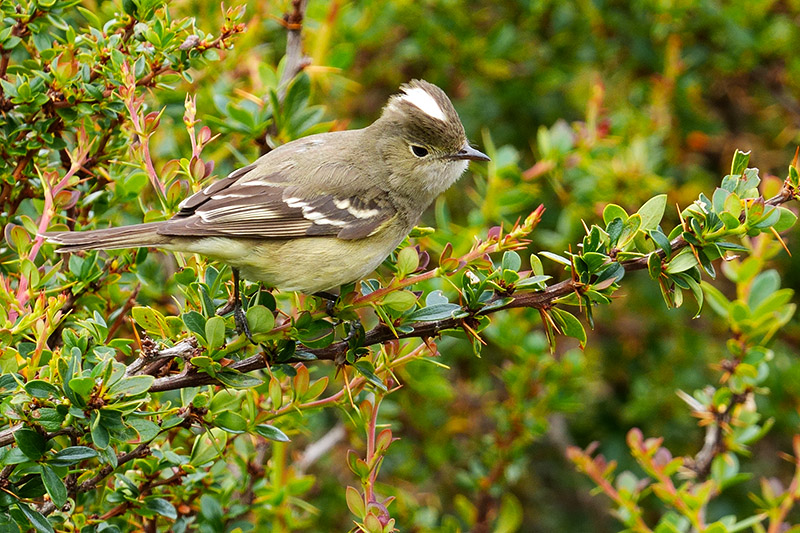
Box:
[36,442,153,515]
[277,0,311,99]
[138,186,798,393]
[261,0,311,153]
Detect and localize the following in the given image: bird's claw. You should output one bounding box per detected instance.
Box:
[233,301,255,344]
[218,267,257,345]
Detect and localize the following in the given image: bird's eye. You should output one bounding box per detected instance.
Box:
[410,145,429,157]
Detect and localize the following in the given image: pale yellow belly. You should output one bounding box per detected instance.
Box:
[169,232,406,294]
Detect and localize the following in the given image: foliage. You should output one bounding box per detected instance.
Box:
[2,0,800,532]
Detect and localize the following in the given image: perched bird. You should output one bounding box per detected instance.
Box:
[44,80,489,334]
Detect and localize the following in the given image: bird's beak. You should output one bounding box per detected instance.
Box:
[454,144,490,162]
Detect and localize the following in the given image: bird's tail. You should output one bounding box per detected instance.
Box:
[42,223,172,253]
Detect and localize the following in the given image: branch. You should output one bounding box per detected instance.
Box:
[145,186,798,394]
[3,188,796,444]
[260,0,311,153]
[38,442,152,515]
[277,0,311,99]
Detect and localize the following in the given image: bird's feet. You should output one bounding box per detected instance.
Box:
[232,299,254,344]
[218,267,256,344]
[314,291,363,367]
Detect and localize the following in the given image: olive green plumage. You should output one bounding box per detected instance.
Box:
[44,80,489,294]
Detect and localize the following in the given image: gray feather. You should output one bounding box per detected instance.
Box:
[42,223,170,252]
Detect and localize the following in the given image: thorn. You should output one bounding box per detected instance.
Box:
[677,203,687,231]
[342,367,356,410]
[568,244,578,283]
[461,320,487,346]
[771,226,791,256]
[540,308,560,333]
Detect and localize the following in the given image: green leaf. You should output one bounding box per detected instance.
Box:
[606,218,624,246]
[16,503,53,533]
[182,311,206,341]
[145,497,177,519]
[701,282,730,318]
[717,212,738,230]
[728,514,767,532]
[245,305,274,334]
[647,253,662,280]
[107,375,154,397]
[40,465,67,508]
[494,493,523,533]
[594,262,625,289]
[501,251,521,272]
[750,205,781,229]
[396,246,420,277]
[665,249,698,274]
[346,486,366,518]
[0,513,19,533]
[216,370,264,389]
[773,206,797,232]
[189,428,228,466]
[515,274,551,288]
[75,6,101,28]
[131,307,169,338]
[680,273,704,318]
[36,409,65,433]
[579,252,608,273]
[730,149,751,176]
[214,411,247,434]
[712,187,730,213]
[127,418,161,442]
[552,309,587,348]
[380,290,419,312]
[530,254,544,276]
[14,428,47,461]
[617,213,642,248]
[205,316,226,349]
[752,288,794,319]
[748,270,780,310]
[407,303,462,322]
[723,191,742,219]
[353,360,388,392]
[90,412,110,449]
[24,380,60,399]
[254,424,290,442]
[68,376,95,399]
[603,204,628,225]
[481,297,514,312]
[637,194,667,231]
[48,446,98,467]
[296,320,335,349]
[539,251,571,266]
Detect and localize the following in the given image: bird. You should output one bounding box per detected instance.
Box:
[43,80,490,337]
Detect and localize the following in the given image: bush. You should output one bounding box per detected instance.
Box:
[2,1,800,532]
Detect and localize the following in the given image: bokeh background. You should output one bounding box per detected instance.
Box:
[157,2,800,528]
[5,0,800,530]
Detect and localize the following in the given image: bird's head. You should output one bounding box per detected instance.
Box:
[371,80,489,198]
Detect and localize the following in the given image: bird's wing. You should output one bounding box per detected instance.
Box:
[159,163,397,241]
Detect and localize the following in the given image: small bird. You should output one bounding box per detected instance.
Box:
[44,80,489,334]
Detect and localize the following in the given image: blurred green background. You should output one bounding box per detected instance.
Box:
[8,0,800,530]
[138,0,800,530]
[144,1,800,528]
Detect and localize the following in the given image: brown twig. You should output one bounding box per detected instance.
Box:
[277,0,311,99]
[143,186,797,394]
[100,468,185,520]
[262,0,311,154]
[0,9,38,84]
[37,442,152,515]
[4,189,798,451]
